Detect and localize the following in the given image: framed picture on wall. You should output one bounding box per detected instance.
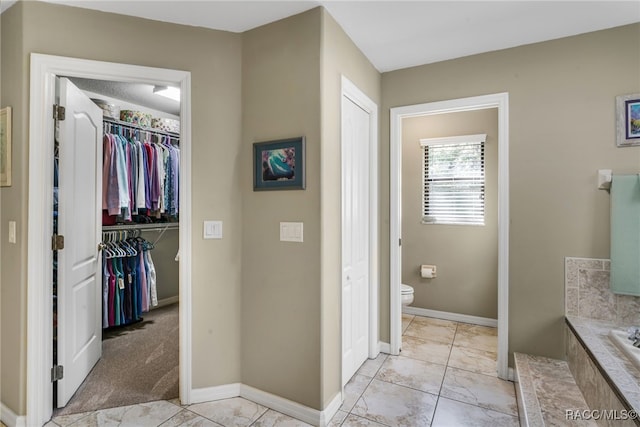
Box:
[0,106,12,187]
[253,136,306,191]
[616,93,640,147]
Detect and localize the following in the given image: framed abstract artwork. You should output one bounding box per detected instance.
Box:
[616,93,640,147]
[253,136,305,191]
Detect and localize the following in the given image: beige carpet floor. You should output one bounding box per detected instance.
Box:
[55,303,179,416]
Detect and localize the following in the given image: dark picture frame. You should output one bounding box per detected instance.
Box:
[616,93,640,147]
[253,136,306,191]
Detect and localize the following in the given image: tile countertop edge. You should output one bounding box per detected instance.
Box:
[565,315,640,416]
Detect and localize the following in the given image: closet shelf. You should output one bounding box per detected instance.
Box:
[102,223,179,232]
[103,117,180,138]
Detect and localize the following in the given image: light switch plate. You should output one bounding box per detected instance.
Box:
[280,222,303,242]
[8,221,16,244]
[203,220,223,239]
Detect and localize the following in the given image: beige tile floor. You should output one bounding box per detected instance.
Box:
[333,315,518,427]
[39,314,517,427]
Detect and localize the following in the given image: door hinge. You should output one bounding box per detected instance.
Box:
[53,104,66,121]
[52,234,65,251]
[51,365,64,382]
[399,238,402,246]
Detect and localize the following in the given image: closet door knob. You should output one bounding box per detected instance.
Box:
[98,242,106,251]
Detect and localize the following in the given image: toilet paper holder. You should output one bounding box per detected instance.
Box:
[420,264,437,278]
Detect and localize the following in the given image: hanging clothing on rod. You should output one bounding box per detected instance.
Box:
[102,120,180,225]
[101,229,158,329]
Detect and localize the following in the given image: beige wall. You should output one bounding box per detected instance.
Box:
[0,3,28,414]
[0,1,244,414]
[240,8,381,410]
[319,9,381,406]
[141,229,179,301]
[241,9,323,409]
[402,109,498,319]
[383,24,640,360]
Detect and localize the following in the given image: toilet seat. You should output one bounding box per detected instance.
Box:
[401,284,414,306]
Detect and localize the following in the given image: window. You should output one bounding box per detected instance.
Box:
[421,134,486,225]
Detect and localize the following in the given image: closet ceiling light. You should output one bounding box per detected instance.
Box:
[153,85,180,102]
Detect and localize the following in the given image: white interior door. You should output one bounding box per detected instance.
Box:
[56,77,103,407]
[342,94,370,386]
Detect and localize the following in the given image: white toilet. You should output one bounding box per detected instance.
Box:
[401,284,414,306]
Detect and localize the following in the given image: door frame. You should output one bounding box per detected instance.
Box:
[341,76,379,386]
[26,53,193,426]
[389,92,510,380]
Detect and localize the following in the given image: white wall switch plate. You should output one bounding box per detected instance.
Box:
[203,220,223,239]
[8,221,16,244]
[280,222,303,242]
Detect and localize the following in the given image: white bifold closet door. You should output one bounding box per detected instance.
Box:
[341,94,371,386]
[56,77,104,407]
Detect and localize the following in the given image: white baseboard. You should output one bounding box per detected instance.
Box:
[318,392,342,427]
[152,295,179,309]
[240,384,322,426]
[190,384,341,427]
[402,306,498,328]
[0,402,26,427]
[190,383,241,404]
[378,341,391,354]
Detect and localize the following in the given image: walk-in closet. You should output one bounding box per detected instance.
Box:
[52,77,181,415]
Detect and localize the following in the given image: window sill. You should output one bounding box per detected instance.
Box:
[421,220,485,227]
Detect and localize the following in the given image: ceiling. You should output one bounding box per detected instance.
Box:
[11,0,637,73]
[67,77,181,116]
[3,1,639,113]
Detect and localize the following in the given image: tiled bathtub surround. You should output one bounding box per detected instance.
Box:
[565,318,640,426]
[565,257,640,426]
[565,257,640,325]
[514,352,596,427]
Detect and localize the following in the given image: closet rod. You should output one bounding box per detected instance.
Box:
[103,117,180,138]
[102,223,179,232]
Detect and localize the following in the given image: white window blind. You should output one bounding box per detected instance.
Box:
[421,134,486,225]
